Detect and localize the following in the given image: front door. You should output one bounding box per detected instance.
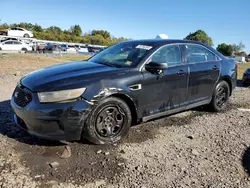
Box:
[183,44,220,105]
[138,44,188,118]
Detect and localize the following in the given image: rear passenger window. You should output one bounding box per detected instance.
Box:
[150,45,181,66]
[185,45,217,63]
[5,41,13,44]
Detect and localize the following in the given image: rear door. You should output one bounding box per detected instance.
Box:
[13,41,23,50]
[183,44,220,105]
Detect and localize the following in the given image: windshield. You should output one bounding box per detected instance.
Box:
[88,41,156,68]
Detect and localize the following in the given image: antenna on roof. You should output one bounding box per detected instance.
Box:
[155,34,168,39]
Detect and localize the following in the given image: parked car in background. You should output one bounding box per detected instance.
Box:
[74,45,80,51]
[60,44,68,51]
[88,46,102,53]
[242,68,250,86]
[245,57,250,62]
[78,45,88,53]
[66,45,77,53]
[0,40,32,52]
[0,37,18,42]
[11,39,237,145]
[45,43,61,52]
[36,43,46,53]
[7,27,33,38]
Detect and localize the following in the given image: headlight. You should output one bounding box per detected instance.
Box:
[38,88,86,103]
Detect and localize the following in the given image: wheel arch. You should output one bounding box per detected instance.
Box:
[109,93,138,126]
[219,76,232,96]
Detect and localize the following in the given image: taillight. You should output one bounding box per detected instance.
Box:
[235,63,238,69]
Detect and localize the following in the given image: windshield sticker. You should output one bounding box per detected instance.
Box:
[136,45,152,50]
[125,61,132,65]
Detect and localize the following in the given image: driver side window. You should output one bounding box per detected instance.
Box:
[150,45,181,66]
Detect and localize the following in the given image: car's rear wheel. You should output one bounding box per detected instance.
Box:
[0,47,2,50]
[23,34,30,38]
[208,81,230,112]
[21,48,27,53]
[83,97,132,144]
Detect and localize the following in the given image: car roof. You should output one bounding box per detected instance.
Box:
[121,39,208,46]
[120,39,225,59]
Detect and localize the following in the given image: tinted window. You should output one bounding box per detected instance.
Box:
[150,45,181,66]
[4,41,13,44]
[185,45,216,63]
[13,41,21,44]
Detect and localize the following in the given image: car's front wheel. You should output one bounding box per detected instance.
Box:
[84,97,132,144]
[208,80,230,112]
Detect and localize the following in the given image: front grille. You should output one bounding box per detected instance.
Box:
[13,86,32,107]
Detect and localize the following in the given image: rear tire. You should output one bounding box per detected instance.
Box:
[83,97,132,144]
[23,34,29,38]
[207,81,230,112]
[21,48,27,53]
[0,47,2,50]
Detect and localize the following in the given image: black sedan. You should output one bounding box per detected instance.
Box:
[242,68,250,86]
[11,39,237,144]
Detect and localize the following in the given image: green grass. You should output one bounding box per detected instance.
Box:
[238,63,250,79]
[56,54,91,62]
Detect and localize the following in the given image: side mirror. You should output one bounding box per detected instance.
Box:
[145,61,168,71]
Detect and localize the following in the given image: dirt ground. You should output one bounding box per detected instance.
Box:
[1,54,250,188]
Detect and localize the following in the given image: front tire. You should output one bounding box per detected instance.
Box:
[208,81,230,112]
[84,97,132,144]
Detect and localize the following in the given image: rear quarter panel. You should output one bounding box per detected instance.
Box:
[220,58,237,91]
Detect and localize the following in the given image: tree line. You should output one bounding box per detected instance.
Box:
[0,22,248,56]
[0,22,129,46]
[184,30,248,57]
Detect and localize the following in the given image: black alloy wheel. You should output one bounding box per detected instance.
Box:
[84,97,132,144]
[96,106,125,138]
[208,81,230,112]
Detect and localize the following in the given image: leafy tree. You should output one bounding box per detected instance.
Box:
[33,24,43,32]
[217,42,246,56]
[234,51,247,57]
[216,43,234,56]
[47,26,62,35]
[91,30,111,39]
[232,42,245,54]
[184,30,213,46]
[0,23,8,30]
[69,25,82,37]
[0,22,128,46]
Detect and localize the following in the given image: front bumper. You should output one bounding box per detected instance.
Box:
[11,86,91,141]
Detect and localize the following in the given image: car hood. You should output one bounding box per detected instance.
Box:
[21,61,121,92]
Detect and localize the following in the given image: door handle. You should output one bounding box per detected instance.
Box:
[177,69,185,75]
[212,65,219,70]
